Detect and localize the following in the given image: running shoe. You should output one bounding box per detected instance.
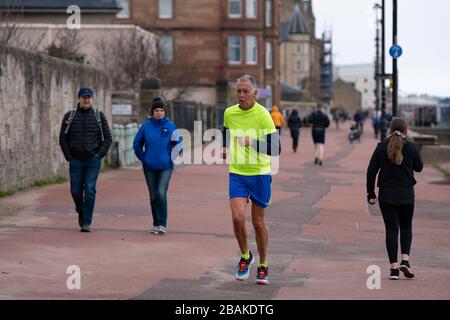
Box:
[389,268,400,280]
[255,266,269,285]
[399,260,415,279]
[235,251,253,281]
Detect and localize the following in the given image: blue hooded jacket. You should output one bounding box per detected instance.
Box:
[133,116,183,170]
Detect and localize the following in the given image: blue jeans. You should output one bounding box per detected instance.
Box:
[69,156,101,227]
[143,167,173,228]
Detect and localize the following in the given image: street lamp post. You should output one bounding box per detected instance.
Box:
[380,0,388,141]
[374,5,381,114]
[392,0,398,117]
[375,0,390,141]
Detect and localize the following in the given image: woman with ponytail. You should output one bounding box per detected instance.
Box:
[366,118,423,280]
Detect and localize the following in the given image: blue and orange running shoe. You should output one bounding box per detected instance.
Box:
[235,251,254,281]
[255,266,269,285]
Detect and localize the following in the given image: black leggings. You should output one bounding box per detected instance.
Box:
[379,202,414,264]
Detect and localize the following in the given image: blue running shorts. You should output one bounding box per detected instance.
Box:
[229,173,272,208]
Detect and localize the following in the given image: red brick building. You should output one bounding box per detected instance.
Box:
[115,0,281,107]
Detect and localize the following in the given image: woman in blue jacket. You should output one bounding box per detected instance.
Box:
[133,97,183,235]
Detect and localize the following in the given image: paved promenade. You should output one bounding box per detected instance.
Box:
[1,123,449,299]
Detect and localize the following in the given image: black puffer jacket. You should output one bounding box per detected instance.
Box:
[59,105,112,161]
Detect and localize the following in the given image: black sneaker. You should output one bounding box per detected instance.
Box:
[80,225,91,233]
[318,159,323,166]
[314,157,319,165]
[389,268,400,280]
[399,260,415,278]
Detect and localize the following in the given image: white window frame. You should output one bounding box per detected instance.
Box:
[296,43,301,54]
[246,35,257,65]
[229,0,242,18]
[116,0,130,19]
[265,0,272,27]
[159,36,173,64]
[246,0,257,19]
[265,42,273,70]
[228,36,242,64]
[159,0,173,19]
[296,60,301,71]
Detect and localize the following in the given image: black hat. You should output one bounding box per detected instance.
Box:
[151,97,165,114]
[78,87,93,97]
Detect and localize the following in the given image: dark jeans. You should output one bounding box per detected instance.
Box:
[69,156,101,227]
[379,202,414,264]
[143,167,173,228]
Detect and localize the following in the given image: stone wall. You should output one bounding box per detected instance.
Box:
[0,45,111,193]
[413,127,450,145]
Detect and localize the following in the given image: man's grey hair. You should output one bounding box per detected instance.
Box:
[237,75,257,92]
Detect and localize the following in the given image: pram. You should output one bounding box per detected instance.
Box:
[348,123,361,143]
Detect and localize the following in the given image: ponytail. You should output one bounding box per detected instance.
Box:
[387,117,408,165]
[387,131,406,165]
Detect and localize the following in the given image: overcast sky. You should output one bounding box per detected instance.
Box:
[313,0,450,98]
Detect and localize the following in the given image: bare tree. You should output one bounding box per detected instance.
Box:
[46,28,85,63]
[0,7,16,45]
[0,3,44,52]
[95,30,158,91]
[95,25,200,101]
[158,52,201,102]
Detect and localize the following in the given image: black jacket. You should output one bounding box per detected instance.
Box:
[288,115,302,132]
[59,105,112,161]
[309,111,330,131]
[366,138,423,205]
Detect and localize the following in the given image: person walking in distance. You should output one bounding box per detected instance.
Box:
[270,105,285,135]
[221,75,281,285]
[133,98,183,235]
[287,109,302,153]
[366,118,423,280]
[308,103,330,165]
[59,87,112,232]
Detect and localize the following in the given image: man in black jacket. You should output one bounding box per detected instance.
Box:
[59,87,112,232]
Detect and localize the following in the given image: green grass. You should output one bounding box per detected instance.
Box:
[0,190,15,198]
[1,176,68,198]
[33,176,68,187]
[434,164,450,178]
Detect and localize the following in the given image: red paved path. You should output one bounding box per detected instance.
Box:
[1,123,449,299]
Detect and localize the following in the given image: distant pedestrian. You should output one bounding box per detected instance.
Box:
[270,105,285,135]
[353,109,364,135]
[366,117,423,280]
[133,97,183,235]
[287,109,302,153]
[348,121,361,143]
[333,109,340,130]
[221,75,281,285]
[372,110,381,139]
[59,87,112,232]
[308,104,330,165]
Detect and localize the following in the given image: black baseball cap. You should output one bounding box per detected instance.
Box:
[78,87,93,97]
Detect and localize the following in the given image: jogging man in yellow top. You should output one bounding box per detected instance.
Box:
[221,75,281,285]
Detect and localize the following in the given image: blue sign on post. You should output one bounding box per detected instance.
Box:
[389,45,403,59]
